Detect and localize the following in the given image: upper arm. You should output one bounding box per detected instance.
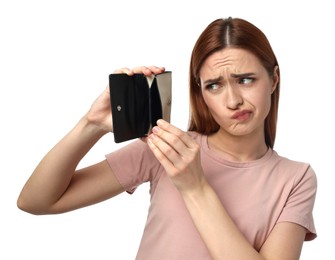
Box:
[260,222,306,260]
[50,160,125,214]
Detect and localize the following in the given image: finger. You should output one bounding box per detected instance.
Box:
[149,132,182,165]
[150,125,200,174]
[155,120,196,149]
[131,66,165,76]
[113,67,134,75]
[148,66,165,74]
[113,66,165,76]
[147,134,180,175]
[151,126,186,160]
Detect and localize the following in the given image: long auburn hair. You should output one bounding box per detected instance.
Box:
[188,17,280,148]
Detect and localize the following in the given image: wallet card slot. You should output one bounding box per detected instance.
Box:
[156,72,172,124]
[149,78,163,129]
[135,75,150,135]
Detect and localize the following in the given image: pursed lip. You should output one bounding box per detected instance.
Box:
[231,110,252,120]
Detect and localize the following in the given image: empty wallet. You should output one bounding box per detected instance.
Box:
[109,71,172,143]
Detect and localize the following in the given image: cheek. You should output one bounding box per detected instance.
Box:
[202,92,210,107]
[202,92,219,113]
[202,88,272,118]
[252,90,272,117]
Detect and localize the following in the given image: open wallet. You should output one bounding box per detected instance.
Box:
[109,71,172,143]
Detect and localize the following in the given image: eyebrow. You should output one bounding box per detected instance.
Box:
[231,72,256,78]
[203,76,224,85]
[202,72,256,85]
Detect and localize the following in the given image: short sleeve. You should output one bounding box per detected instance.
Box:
[105,140,162,194]
[277,164,317,241]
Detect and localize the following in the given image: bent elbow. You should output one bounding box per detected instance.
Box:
[17,195,46,215]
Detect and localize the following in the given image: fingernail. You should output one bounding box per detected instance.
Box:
[152,126,160,134]
[157,119,164,126]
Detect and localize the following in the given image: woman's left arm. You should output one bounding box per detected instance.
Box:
[147,119,306,260]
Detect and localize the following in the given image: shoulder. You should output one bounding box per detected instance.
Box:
[272,151,318,240]
[271,150,317,188]
[105,139,160,174]
[108,138,150,154]
[105,139,163,193]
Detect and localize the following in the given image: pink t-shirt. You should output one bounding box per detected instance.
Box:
[105,132,317,260]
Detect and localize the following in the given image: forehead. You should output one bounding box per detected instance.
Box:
[200,48,264,77]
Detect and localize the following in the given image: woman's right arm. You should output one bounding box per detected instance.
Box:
[17,85,123,215]
[17,66,165,215]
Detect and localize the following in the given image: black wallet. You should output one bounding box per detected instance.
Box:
[109,71,172,143]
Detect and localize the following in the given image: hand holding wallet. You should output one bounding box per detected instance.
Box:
[109,71,172,143]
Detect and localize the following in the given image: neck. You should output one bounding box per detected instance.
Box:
[208,127,268,162]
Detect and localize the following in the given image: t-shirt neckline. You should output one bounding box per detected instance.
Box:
[201,134,274,168]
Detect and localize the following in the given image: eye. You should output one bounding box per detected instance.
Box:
[205,83,221,92]
[239,77,254,85]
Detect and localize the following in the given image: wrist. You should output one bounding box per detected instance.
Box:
[77,115,110,140]
[180,179,210,202]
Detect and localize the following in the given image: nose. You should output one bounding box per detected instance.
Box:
[225,85,243,110]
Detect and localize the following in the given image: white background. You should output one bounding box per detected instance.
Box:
[1,0,333,259]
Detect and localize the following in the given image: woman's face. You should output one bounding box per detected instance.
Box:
[199,48,278,138]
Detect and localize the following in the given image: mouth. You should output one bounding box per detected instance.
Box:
[231,110,252,121]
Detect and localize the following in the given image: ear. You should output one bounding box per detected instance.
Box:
[271,66,279,94]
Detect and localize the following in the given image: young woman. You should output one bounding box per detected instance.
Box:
[18,17,317,259]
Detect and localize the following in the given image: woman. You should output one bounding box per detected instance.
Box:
[18,17,317,259]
